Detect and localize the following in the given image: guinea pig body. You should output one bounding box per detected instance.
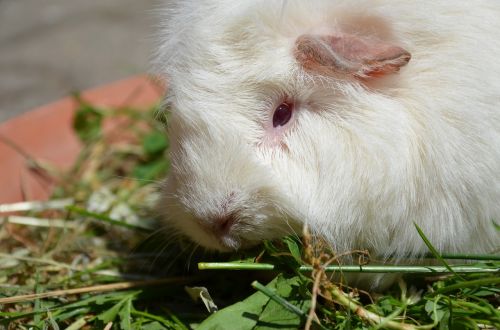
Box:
[156,1,500,259]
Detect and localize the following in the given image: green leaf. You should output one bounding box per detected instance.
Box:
[425,299,447,322]
[131,310,186,330]
[263,240,280,255]
[119,297,133,330]
[263,239,302,270]
[253,275,311,329]
[92,292,131,305]
[283,236,302,264]
[197,274,309,330]
[96,296,130,323]
[196,277,275,330]
[73,103,104,143]
[143,131,168,155]
[140,321,169,330]
[133,159,169,182]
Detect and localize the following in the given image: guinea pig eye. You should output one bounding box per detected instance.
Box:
[272,103,293,127]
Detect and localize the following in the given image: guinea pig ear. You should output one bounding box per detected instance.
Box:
[294,34,411,79]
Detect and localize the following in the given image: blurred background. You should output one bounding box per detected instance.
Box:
[0,0,158,122]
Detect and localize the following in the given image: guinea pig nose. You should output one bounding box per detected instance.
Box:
[212,212,238,235]
[210,192,240,235]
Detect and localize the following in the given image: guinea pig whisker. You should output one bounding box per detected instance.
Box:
[145,242,178,272]
[140,226,171,245]
[147,238,182,273]
[161,239,196,274]
[283,219,302,241]
[185,243,200,272]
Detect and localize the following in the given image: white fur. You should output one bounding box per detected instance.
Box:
[155,1,500,259]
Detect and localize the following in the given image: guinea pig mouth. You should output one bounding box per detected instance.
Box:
[216,234,243,251]
[215,233,261,252]
[207,222,246,251]
[201,213,244,250]
[196,229,243,251]
[198,217,260,251]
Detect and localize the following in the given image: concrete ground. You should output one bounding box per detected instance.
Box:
[0,0,160,122]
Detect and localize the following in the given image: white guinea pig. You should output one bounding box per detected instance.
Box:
[155,1,500,259]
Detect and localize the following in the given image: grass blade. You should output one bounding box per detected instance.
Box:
[67,205,152,232]
[435,277,500,295]
[0,199,74,214]
[414,223,465,280]
[251,281,305,317]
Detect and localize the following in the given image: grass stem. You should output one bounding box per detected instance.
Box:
[0,276,202,305]
[198,262,499,274]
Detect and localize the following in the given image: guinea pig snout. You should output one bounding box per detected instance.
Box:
[205,192,241,235]
[163,134,285,250]
[184,187,273,250]
[208,211,238,236]
[192,193,252,250]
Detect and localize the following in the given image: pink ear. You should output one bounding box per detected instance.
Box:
[294,34,411,79]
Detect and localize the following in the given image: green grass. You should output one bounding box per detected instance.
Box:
[0,98,498,329]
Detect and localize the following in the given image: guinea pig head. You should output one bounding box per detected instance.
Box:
[157,2,411,252]
[162,119,300,251]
